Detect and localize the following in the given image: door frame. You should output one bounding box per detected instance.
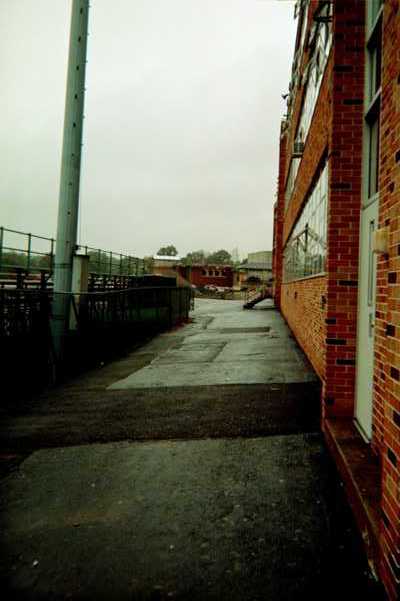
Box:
[354,194,379,441]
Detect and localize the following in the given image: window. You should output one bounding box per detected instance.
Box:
[215,270,220,276]
[299,1,309,51]
[286,1,309,119]
[285,2,333,211]
[296,2,333,144]
[364,1,383,203]
[285,157,301,209]
[284,162,328,282]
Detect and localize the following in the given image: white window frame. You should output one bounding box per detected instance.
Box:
[362,1,383,206]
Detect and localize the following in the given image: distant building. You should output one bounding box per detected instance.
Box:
[152,258,233,289]
[153,254,181,267]
[247,251,272,266]
[234,251,272,289]
[187,264,234,289]
[152,255,183,285]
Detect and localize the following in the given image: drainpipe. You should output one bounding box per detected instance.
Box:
[52,0,90,365]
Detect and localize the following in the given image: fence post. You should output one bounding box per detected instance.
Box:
[50,238,55,275]
[16,268,24,290]
[27,233,32,272]
[0,226,3,273]
[40,270,46,291]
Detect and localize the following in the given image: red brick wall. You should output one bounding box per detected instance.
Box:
[323,0,365,419]
[273,1,400,597]
[277,1,333,389]
[281,277,327,380]
[277,1,365,419]
[275,0,366,412]
[373,1,400,597]
[187,265,233,288]
[273,125,288,309]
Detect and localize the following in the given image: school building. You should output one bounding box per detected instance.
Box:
[272,1,400,597]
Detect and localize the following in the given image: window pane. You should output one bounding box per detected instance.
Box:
[368,24,382,101]
[365,5,382,202]
[368,115,380,197]
[369,0,383,28]
[296,9,333,143]
[284,163,328,282]
[285,157,301,209]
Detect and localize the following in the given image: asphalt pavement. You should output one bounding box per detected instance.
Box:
[0,299,383,600]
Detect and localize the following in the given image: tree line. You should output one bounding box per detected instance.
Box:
[157,246,238,266]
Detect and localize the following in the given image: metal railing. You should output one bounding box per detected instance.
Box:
[0,287,52,339]
[243,285,272,308]
[76,244,146,277]
[0,285,193,393]
[71,286,192,331]
[0,287,54,392]
[0,226,55,275]
[0,226,148,289]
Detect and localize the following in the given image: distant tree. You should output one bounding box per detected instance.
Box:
[32,253,53,270]
[207,249,232,265]
[1,251,54,273]
[157,245,178,256]
[182,250,207,265]
[87,250,111,274]
[1,252,28,271]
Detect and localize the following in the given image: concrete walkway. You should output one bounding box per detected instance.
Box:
[108,298,315,389]
[0,299,381,600]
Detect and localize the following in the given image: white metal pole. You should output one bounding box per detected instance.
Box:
[52,0,90,362]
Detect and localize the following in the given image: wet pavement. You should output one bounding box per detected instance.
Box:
[108,299,315,389]
[0,299,382,600]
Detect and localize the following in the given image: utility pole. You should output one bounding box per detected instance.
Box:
[52,0,90,363]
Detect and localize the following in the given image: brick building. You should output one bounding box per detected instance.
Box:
[152,259,234,290]
[272,1,399,597]
[234,251,273,290]
[185,264,234,289]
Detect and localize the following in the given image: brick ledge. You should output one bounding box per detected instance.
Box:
[323,418,381,578]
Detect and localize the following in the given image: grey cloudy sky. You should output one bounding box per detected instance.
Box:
[1,0,296,259]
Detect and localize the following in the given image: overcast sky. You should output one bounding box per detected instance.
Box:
[1,0,296,259]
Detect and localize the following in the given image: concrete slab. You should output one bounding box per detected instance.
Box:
[108,360,316,389]
[153,342,226,365]
[109,300,316,390]
[181,331,298,347]
[213,339,306,363]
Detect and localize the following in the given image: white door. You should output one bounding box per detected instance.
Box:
[355,199,379,440]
